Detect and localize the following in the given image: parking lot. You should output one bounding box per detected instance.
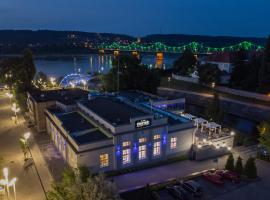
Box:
[156,176,249,200]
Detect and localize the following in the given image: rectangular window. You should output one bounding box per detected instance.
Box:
[153,141,161,156]
[153,134,160,140]
[122,141,131,147]
[122,149,131,165]
[139,137,147,143]
[170,137,177,149]
[100,154,109,168]
[138,145,146,160]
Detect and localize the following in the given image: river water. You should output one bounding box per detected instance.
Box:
[34,53,179,78]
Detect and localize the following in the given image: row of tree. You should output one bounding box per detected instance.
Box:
[225,154,257,179]
[0,49,36,110]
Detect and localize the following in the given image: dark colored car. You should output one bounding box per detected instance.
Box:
[181,180,203,197]
[166,186,190,200]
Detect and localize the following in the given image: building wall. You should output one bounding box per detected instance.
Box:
[166,128,194,158]
[35,101,55,132]
[78,146,115,172]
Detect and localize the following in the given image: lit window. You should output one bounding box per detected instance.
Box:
[153,134,160,140]
[100,154,109,168]
[170,137,177,149]
[138,145,146,160]
[153,141,161,156]
[122,141,131,147]
[122,149,131,165]
[139,137,147,143]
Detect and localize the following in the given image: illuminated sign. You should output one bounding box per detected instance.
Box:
[135,119,151,129]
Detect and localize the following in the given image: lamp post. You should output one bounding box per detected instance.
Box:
[3,168,9,198]
[1,168,17,200]
[81,80,87,90]
[11,103,20,123]
[50,77,56,88]
[5,92,13,105]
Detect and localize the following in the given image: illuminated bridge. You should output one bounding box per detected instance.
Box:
[98,41,264,54]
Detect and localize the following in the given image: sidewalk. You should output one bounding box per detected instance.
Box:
[0,91,53,200]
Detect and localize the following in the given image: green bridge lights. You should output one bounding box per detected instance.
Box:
[98,41,264,53]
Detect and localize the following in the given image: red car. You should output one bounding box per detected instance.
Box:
[215,170,240,183]
[202,172,224,185]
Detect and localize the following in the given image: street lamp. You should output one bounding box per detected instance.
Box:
[11,103,20,123]
[1,168,17,200]
[81,80,87,90]
[50,77,56,88]
[5,92,13,104]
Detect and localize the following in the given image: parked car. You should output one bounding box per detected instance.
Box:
[215,170,240,183]
[166,186,189,200]
[180,180,203,197]
[203,172,224,185]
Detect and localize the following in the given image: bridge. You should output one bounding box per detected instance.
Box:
[98,41,264,57]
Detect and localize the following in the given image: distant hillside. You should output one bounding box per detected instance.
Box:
[0,30,267,54]
[142,34,267,47]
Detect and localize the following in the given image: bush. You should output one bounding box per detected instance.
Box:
[225,153,234,171]
[244,157,257,179]
[235,156,243,174]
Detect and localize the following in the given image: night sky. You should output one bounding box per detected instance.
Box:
[0,0,270,37]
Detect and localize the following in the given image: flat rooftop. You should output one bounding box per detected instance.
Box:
[52,111,110,145]
[57,112,95,133]
[30,88,88,105]
[81,97,150,126]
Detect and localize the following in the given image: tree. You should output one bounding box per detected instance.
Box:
[47,167,119,200]
[258,36,270,93]
[225,153,234,171]
[173,50,197,76]
[257,121,270,154]
[102,54,161,93]
[235,156,243,174]
[244,157,257,179]
[205,91,223,123]
[197,63,221,85]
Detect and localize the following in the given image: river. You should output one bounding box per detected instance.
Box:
[34,53,179,78]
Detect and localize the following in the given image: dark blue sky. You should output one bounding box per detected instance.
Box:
[0,0,269,37]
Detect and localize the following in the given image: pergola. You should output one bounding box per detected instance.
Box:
[194,117,208,131]
[205,122,222,136]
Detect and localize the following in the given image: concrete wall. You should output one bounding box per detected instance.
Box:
[166,128,194,158]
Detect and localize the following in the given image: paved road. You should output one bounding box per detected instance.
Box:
[0,90,53,200]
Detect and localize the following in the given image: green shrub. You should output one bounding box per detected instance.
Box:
[244,157,257,179]
[225,153,234,171]
[235,156,243,174]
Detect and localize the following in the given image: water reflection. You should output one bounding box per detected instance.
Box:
[34,53,178,77]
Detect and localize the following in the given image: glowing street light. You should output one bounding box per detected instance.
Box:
[1,168,17,200]
[5,92,13,104]
[50,77,56,88]
[11,103,20,123]
[81,80,87,90]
